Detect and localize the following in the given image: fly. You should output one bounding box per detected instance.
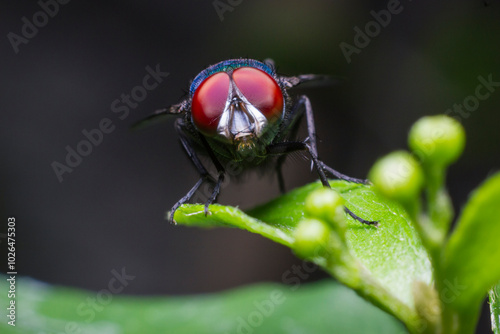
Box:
[133,58,378,226]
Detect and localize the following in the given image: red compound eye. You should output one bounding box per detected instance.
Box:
[232,67,284,122]
[191,72,230,136]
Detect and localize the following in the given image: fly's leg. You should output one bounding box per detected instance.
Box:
[274,95,306,194]
[319,163,370,185]
[276,155,287,194]
[267,140,378,226]
[169,178,205,224]
[301,95,377,225]
[169,119,224,223]
[197,130,225,216]
[306,143,378,226]
[268,96,378,226]
[169,120,212,223]
[299,95,370,185]
[275,117,303,194]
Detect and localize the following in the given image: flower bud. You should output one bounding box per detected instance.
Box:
[293,218,330,259]
[408,115,465,167]
[305,188,345,228]
[369,151,424,204]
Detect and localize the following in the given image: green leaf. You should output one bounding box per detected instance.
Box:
[0,275,407,334]
[175,180,432,325]
[442,172,500,310]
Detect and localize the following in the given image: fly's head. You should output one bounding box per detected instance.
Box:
[188,59,286,159]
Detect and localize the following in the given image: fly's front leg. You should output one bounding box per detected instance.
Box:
[170,119,224,223]
[169,120,213,223]
[169,178,205,224]
[198,134,225,216]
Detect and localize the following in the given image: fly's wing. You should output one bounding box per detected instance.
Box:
[263,58,341,89]
[280,74,344,90]
[131,101,188,131]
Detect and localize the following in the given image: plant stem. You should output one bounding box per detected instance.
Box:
[425,166,453,238]
[490,281,500,334]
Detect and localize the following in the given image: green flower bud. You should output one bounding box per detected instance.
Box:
[369,151,424,204]
[293,218,331,259]
[408,115,465,167]
[305,188,345,227]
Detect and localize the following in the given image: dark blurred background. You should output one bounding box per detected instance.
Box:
[1,0,500,331]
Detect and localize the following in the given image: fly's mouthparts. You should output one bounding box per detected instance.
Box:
[235,135,265,158]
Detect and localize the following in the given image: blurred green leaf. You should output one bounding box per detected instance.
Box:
[0,276,406,334]
[175,180,432,311]
[443,172,500,310]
